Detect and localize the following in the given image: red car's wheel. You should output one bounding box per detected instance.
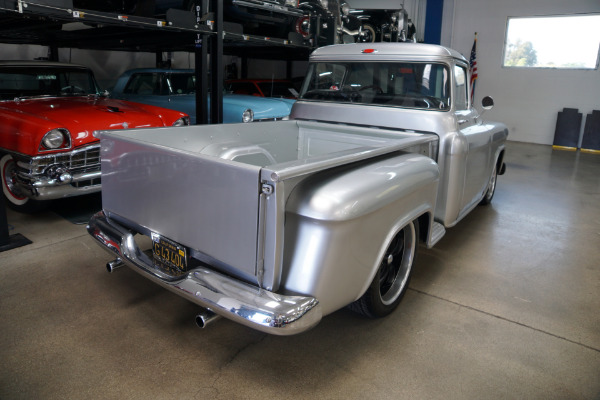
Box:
[1,154,44,213]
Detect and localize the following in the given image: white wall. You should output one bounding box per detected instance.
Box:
[442,0,600,145]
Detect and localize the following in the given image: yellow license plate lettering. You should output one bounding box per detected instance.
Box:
[152,234,188,273]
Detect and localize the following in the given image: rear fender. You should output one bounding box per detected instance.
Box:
[282,152,439,315]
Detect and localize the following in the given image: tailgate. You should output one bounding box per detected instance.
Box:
[98,130,262,283]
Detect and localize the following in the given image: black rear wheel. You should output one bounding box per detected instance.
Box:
[349,220,418,318]
[480,163,498,205]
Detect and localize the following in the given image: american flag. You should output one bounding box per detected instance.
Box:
[469,33,478,103]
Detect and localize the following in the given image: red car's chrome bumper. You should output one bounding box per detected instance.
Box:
[12,144,101,200]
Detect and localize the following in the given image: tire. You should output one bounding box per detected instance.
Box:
[359,23,376,43]
[479,162,498,205]
[1,154,45,213]
[349,220,418,318]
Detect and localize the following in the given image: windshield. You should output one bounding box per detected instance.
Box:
[165,73,195,94]
[123,72,196,95]
[0,67,100,100]
[257,82,298,98]
[300,61,451,110]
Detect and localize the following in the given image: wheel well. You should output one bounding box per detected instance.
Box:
[496,149,506,174]
[417,212,431,244]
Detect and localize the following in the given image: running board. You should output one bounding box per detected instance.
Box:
[428,222,446,248]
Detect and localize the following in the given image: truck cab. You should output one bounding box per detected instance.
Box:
[292,43,508,227]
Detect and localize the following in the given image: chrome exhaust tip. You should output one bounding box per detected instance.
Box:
[106,258,125,273]
[195,309,221,329]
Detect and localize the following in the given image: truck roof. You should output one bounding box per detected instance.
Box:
[310,43,467,63]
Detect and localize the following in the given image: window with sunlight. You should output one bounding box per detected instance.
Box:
[503,14,600,69]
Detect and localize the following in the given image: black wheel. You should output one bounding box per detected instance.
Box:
[349,220,418,318]
[479,163,498,205]
[1,154,45,213]
[359,23,376,43]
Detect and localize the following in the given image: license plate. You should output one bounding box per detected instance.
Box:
[151,233,188,275]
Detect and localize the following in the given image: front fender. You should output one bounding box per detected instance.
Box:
[281,152,439,315]
[0,107,60,155]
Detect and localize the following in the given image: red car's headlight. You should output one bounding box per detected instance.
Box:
[39,128,71,152]
[172,117,190,127]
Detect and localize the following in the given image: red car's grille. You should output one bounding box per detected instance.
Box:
[19,144,101,176]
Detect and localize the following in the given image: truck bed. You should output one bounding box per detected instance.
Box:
[97,120,436,286]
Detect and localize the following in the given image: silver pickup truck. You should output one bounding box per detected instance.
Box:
[88,43,508,335]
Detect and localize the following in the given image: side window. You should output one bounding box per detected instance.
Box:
[453,65,468,110]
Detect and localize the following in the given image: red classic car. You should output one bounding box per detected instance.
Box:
[0,61,189,212]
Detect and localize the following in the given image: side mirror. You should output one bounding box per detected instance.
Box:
[481,96,494,110]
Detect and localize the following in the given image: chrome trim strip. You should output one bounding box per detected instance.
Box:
[87,211,322,335]
[29,182,101,200]
[28,170,102,188]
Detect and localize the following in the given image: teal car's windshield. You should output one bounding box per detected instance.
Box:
[123,72,195,95]
[300,61,450,110]
[0,67,100,100]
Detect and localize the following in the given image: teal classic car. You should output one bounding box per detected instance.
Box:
[110,69,296,124]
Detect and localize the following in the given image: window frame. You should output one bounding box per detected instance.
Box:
[452,63,469,111]
[299,61,452,111]
[502,14,600,70]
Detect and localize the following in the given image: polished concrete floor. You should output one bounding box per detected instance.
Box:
[1,141,599,400]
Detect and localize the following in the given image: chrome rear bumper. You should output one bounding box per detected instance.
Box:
[87,211,322,335]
